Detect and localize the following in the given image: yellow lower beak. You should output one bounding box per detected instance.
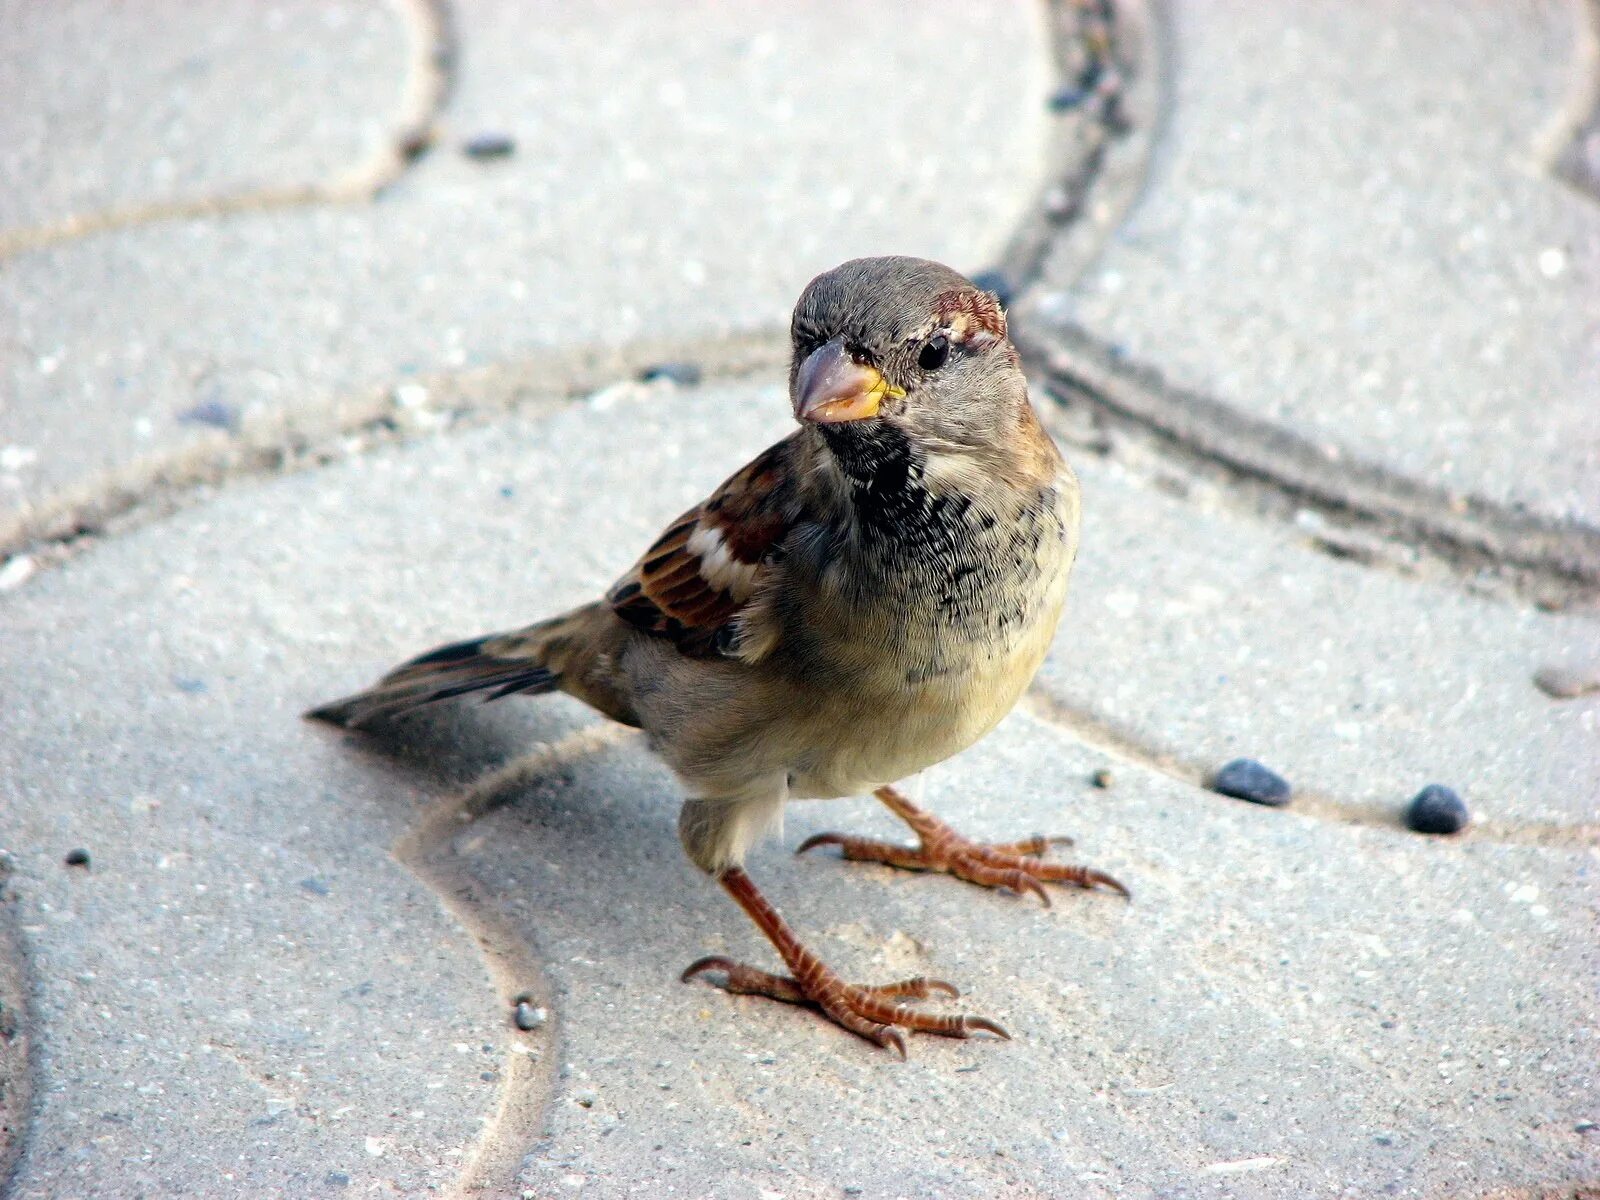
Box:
[794,340,905,424]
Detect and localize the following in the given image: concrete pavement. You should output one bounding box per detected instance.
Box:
[1,2,1596,1197]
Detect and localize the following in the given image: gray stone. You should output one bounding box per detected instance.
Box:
[0,0,1051,537]
[0,1,408,235]
[1036,0,1600,529]
[4,380,1592,1194]
[1406,785,1470,836]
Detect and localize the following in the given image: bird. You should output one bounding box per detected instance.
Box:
[308,256,1127,1056]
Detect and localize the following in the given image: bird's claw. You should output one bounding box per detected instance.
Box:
[799,814,1129,904]
[682,955,1006,1055]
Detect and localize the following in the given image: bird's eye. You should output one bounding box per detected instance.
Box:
[918,335,950,371]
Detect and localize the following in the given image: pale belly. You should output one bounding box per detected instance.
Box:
[784,606,1058,800]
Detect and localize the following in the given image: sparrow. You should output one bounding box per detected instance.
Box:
[309,256,1126,1056]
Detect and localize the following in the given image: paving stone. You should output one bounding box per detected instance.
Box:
[0,0,1052,533]
[452,715,1597,1199]
[1036,0,1600,528]
[1034,442,1600,831]
[0,1,408,233]
[0,543,587,1187]
[3,379,1592,1194]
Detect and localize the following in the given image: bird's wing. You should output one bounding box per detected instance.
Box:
[606,434,803,659]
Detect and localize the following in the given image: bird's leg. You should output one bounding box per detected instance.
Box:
[797,785,1129,907]
[681,866,1008,1057]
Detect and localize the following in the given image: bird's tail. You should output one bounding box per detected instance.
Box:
[306,607,594,729]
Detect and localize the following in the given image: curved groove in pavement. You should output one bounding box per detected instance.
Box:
[1026,327,1600,604]
[1019,689,1600,850]
[1012,0,1600,608]
[0,0,454,261]
[390,725,632,1198]
[0,330,791,561]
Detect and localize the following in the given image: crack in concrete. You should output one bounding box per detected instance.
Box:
[0,0,455,262]
[993,0,1139,288]
[389,724,631,1199]
[1018,688,1600,850]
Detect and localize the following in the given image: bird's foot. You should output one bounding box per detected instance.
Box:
[797,785,1129,907]
[688,866,1008,1056]
[681,956,1006,1058]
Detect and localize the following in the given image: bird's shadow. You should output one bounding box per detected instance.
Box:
[315,692,601,790]
[313,694,691,900]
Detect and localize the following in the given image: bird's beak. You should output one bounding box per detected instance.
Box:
[793,340,904,424]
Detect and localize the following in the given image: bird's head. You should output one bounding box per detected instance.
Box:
[787,257,1027,465]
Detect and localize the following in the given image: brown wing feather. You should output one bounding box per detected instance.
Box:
[607,435,800,657]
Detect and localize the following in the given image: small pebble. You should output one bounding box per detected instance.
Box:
[463,132,516,160]
[177,399,238,431]
[1210,758,1292,806]
[300,877,331,896]
[1046,84,1090,112]
[513,1000,547,1031]
[969,270,1015,308]
[1091,768,1114,789]
[1405,784,1469,835]
[638,361,703,387]
[1576,1120,1597,1133]
[398,127,435,161]
[64,848,91,868]
[172,676,207,694]
[1533,663,1600,699]
[325,1171,351,1188]
[0,555,37,592]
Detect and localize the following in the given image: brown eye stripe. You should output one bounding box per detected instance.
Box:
[931,288,1007,342]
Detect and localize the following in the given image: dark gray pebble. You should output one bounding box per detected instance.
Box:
[463,132,516,160]
[177,399,238,431]
[970,270,1015,308]
[1091,768,1114,789]
[639,361,703,387]
[64,848,91,868]
[300,877,331,896]
[1405,784,1469,835]
[514,1000,547,1031]
[1210,758,1291,806]
[1046,85,1090,112]
[325,1170,351,1187]
[398,127,435,161]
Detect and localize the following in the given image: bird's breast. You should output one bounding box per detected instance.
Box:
[776,475,1075,797]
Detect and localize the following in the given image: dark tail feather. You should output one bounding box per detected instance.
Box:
[306,630,560,729]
